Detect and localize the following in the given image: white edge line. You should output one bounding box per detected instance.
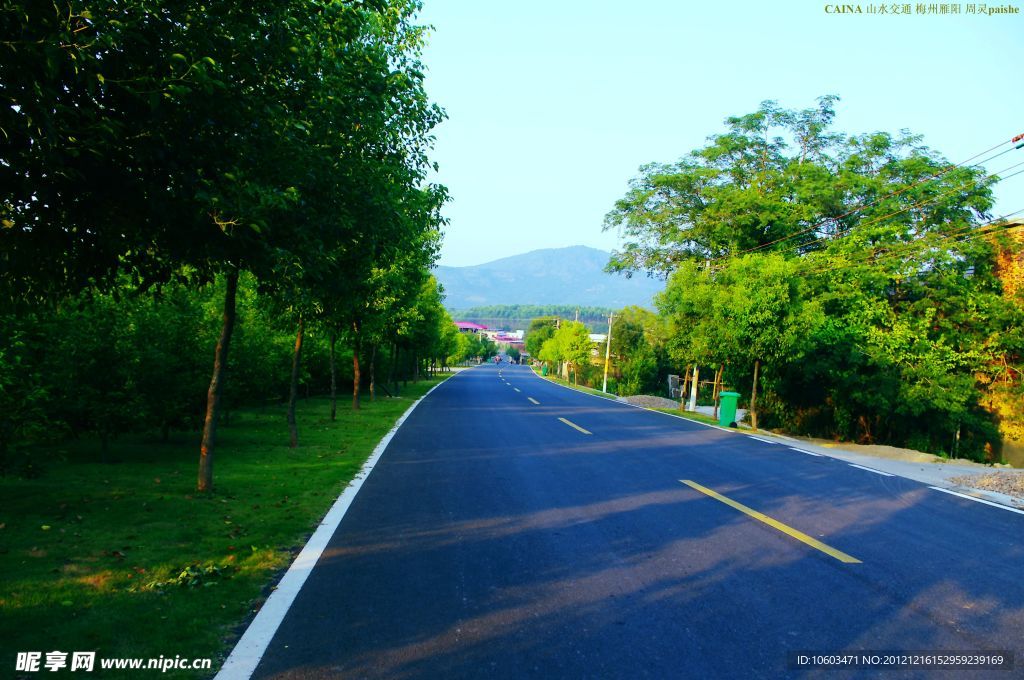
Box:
[848,463,894,477]
[748,435,780,445]
[929,486,1024,515]
[214,376,454,680]
[526,371,1023,514]
[527,369,743,433]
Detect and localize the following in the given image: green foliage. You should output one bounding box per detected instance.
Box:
[477,335,499,362]
[0,319,51,473]
[538,337,562,366]
[452,305,613,332]
[448,332,474,366]
[546,321,593,385]
[45,296,145,453]
[604,96,992,276]
[609,306,669,396]
[613,97,1019,460]
[618,342,659,397]
[0,271,457,468]
[525,317,558,358]
[132,563,235,594]
[1,0,449,484]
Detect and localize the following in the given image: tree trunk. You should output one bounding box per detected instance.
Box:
[370,345,377,401]
[198,269,239,493]
[287,315,305,448]
[352,323,361,410]
[389,343,400,396]
[750,358,761,431]
[413,351,419,383]
[329,329,337,421]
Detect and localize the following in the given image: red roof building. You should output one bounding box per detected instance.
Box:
[454,321,488,333]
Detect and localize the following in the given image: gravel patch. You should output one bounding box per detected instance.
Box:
[619,395,683,410]
[948,472,1024,500]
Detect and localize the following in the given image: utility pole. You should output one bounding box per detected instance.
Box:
[602,312,613,393]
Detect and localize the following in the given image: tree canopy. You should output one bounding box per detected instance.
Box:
[598,97,1023,459]
[0,0,451,488]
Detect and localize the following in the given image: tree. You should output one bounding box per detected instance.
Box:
[618,96,1013,455]
[554,321,593,386]
[525,317,559,358]
[609,306,667,396]
[538,336,563,371]
[1,1,448,488]
[604,96,991,277]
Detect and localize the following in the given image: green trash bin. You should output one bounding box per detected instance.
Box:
[718,391,740,427]
[541,364,549,376]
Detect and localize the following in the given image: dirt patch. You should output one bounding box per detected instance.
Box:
[77,572,115,589]
[795,438,948,464]
[948,473,1024,500]
[620,395,682,410]
[792,437,1013,468]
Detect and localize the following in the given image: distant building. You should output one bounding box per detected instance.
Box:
[454,321,488,334]
[492,333,525,347]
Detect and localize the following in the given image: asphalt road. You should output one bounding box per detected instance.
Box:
[249,363,1023,679]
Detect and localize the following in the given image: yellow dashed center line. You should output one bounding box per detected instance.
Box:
[679,480,861,564]
[558,417,592,435]
[528,398,540,405]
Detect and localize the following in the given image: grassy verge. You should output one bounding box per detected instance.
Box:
[651,407,725,427]
[529,366,618,400]
[0,377,447,678]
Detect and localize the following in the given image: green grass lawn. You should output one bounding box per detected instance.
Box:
[0,377,447,678]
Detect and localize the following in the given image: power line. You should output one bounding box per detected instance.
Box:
[803,209,1024,277]
[708,133,1022,263]
[780,160,1024,257]
[706,159,1024,274]
[799,207,1024,277]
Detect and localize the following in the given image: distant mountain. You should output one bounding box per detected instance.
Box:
[434,245,664,310]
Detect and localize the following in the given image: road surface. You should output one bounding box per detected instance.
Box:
[247,363,1022,678]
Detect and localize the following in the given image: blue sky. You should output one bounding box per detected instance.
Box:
[418,1,1024,267]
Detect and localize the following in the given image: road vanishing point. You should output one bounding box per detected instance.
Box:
[225,363,1024,679]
